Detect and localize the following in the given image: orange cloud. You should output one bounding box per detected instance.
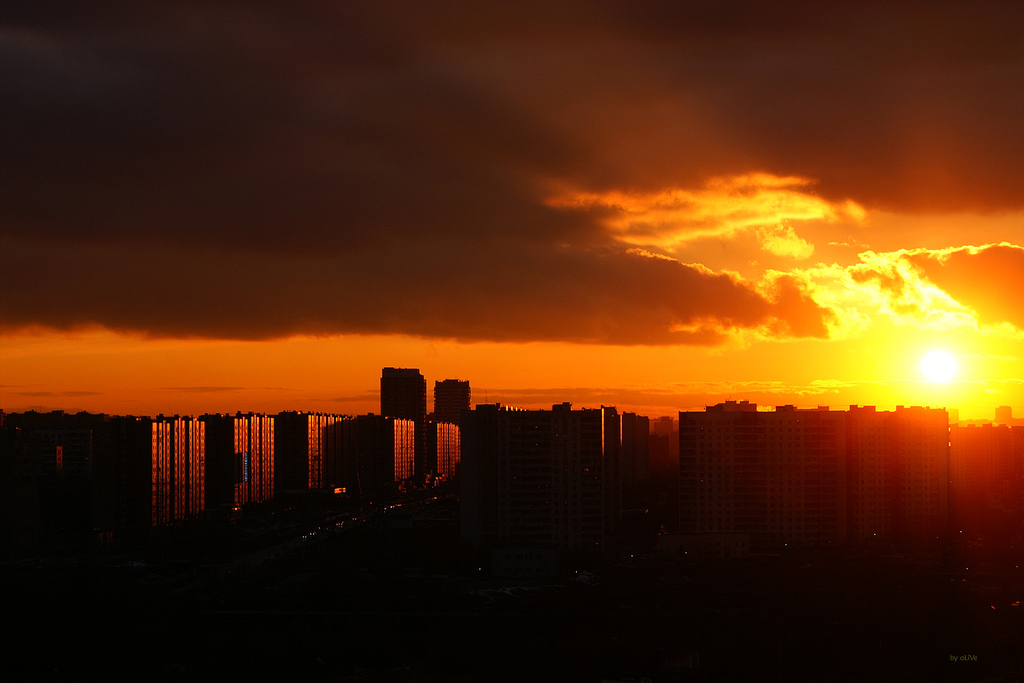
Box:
[790,243,1024,337]
[905,243,1024,330]
[758,272,835,339]
[756,223,815,259]
[547,174,863,257]
[846,250,974,330]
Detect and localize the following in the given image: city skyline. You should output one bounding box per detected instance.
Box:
[4,401,1022,680]
[2,3,1023,420]
[0,358,1018,424]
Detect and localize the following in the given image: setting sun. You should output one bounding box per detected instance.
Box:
[921,350,958,383]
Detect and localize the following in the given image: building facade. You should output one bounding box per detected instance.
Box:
[680,402,847,550]
[433,379,470,425]
[151,416,205,526]
[461,403,621,553]
[381,368,427,480]
[621,411,650,489]
[332,414,415,501]
[202,413,275,509]
[679,402,949,550]
[950,423,1024,539]
[275,411,344,493]
[846,405,949,543]
[431,420,461,483]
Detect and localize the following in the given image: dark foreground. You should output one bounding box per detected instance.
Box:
[4,517,1022,682]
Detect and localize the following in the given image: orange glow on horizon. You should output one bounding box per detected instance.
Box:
[1,325,1019,422]
[2,200,1021,425]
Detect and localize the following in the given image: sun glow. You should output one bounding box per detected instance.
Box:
[920,350,958,383]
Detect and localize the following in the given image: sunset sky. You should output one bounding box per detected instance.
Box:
[2,1,1022,420]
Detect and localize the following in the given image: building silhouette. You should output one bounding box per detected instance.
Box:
[0,411,154,552]
[678,402,949,551]
[275,412,344,493]
[333,414,415,502]
[680,402,847,550]
[848,405,949,543]
[202,413,274,509]
[23,426,96,544]
[621,411,650,488]
[650,415,679,474]
[461,403,621,555]
[0,392,965,564]
[430,419,460,483]
[151,416,205,526]
[434,379,470,425]
[950,423,1024,540]
[99,416,158,540]
[381,368,427,480]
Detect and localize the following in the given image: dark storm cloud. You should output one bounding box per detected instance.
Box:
[0,235,828,344]
[583,0,1024,210]
[2,1,1022,342]
[1,2,581,250]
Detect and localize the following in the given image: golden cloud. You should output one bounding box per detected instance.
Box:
[755,223,815,259]
[904,243,1024,330]
[547,173,865,257]
[786,243,1024,338]
[847,250,975,330]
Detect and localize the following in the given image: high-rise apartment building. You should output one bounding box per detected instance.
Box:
[679,402,949,550]
[202,413,274,508]
[22,425,96,542]
[846,405,948,542]
[949,423,1024,539]
[381,368,427,479]
[648,416,678,485]
[333,414,415,499]
[680,402,846,549]
[621,412,650,488]
[176,417,204,522]
[99,416,155,537]
[434,379,470,425]
[275,412,343,492]
[151,416,205,526]
[431,420,461,482]
[0,412,156,547]
[461,403,621,553]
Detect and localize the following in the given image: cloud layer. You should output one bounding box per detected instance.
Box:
[0,234,833,344]
[2,2,1022,344]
